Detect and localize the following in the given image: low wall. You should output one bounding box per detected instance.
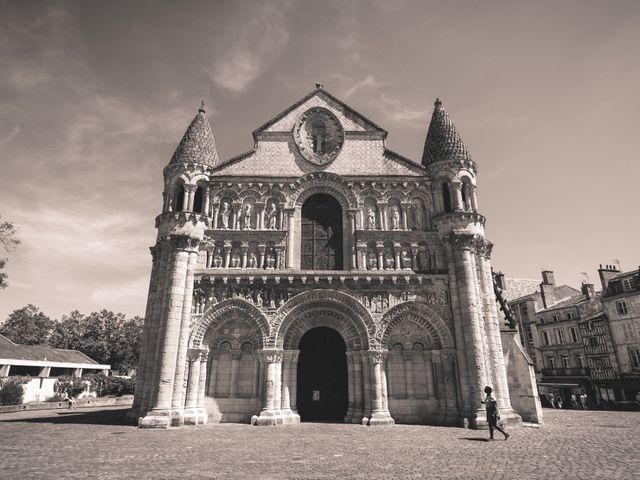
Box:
[0,395,133,414]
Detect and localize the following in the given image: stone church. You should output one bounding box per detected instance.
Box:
[130,85,538,428]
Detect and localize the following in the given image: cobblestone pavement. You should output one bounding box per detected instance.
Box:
[1,408,639,479]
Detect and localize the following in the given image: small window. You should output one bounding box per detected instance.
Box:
[193,185,205,213]
[630,348,640,369]
[553,314,560,322]
[566,312,574,320]
[540,317,546,325]
[555,329,565,345]
[576,356,585,368]
[542,331,551,346]
[616,301,628,315]
[570,327,579,343]
[522,306,528,316]
[547,357,556,369]
[561,356,570,368]
[442,183,452,213]
[622,278,634,292]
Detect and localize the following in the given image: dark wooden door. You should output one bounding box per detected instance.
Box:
[300,194,343,270]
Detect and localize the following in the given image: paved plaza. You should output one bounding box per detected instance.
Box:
[1,408,638,479]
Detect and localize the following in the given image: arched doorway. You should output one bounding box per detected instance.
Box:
[300,193,343,270]
[297,327,348,422]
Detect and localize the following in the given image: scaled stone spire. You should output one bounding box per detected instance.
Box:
[170,101,220,166]
[421,98,471,166]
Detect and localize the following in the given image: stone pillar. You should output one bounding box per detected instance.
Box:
[451,182,463,211]
[229,350,241,398]
[185,350,201,410]
[471,187,478,211]
[403,350,415,399]
[345,352,356,422]
[393,243,402,270]
[447,233,490,427]
[410,244,419,271]
[376,242,384,272]
[380,205,388,230]
[256,203,265,230]
[258,244,266,269]
[424,351,435,399]
[351,352,364,423]
[197,352,208,413]
[401,203,410,230]
[368,350,394,426]
[139,236,198,428]
[231,203,240,230]
[223,242,231,269]
[361,352,372,423]
[207,353,218,398]
[356,243,367,270]
[213,204,220,229]
[280,350,300,424]
[203,185,211,217]
[286,209,296,268]
[275,246,285,270]
[256,349,284,426]
[241,243,249,269]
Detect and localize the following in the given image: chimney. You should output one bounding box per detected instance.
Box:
[581,282,595,300]
[540,270,556,308]
[598,264,619,291]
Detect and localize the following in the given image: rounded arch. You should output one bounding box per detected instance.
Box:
[272,289,375,350]
[286,172,358,210]
[238,189,262,202]
[211,188,239,203]
[358,188,383,202]
[190,174,209,186]
[378,301,454,349]
[190,298,270,348]
[261,189,287,203]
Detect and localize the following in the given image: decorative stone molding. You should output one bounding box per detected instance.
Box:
[367,349,389,364]
[256,349,284,363]
[293,107,344,166]
[378,301,454,349]
[285,172,358,210]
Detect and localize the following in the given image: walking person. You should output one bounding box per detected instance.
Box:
[483,386,509,441]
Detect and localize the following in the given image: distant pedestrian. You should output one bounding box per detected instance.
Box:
[580,394,589,410]
[570,394,578,409]
[483,386,509,441]
[548,393,556,408]
[556,396,563,409]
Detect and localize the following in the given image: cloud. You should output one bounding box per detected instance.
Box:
[344,75,383,98]
[210,3,291,93]
[0,126,20,145]
[380,94,428,124]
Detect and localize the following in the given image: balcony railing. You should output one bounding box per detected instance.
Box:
[584,345,612,355]
[541,368,590,377]
[590,369,618,380]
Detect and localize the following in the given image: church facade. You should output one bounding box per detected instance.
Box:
[131,86,524,428]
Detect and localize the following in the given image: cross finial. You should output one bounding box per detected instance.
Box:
[435,98,442,108]
[199,100,206,113]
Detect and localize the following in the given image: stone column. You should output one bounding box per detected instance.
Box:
[139,236,198,428]
[213,204,220,229]
[393,243,402,270]
[376,242,384,271]
[410,244,419,271]
[347,209,357,269]
[184,349,202,417]
[203,185,211,217]
[361,352,372,423]
[403,350,415,399]
[229,350,241,398]
[197,351,208,417]
[356,243,367,270]
[231,203,240,230]
[255,349,284,426]
[275,246,285,270]
[380,205,388,230]
[256,203,265,230]
[451,182,463,211]
[207,353,218,398]
[424,351,435,399]
[171,245,200,421]
[182,186,190,211]
[289,351,300,417]
[351,352,364,424]
[223,242,231,269]
[368,350,394,426]
[285,209,296,268]
[258,244,266,269]
[401,203,410,230]
[345,352,356,422]
[280,350,300,423]
[241,243,249,269]
[447,233,489,427]
[471,187,478,211]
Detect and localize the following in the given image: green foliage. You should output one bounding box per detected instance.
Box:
[83,373,135,397]
[0,376,29,405]
[45,393,67,402]
[0,304,53,345]
[54,376,86,399]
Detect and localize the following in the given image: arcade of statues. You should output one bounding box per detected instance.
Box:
[130,85,536,428]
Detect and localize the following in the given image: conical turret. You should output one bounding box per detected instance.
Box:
[421,99,471,166]
[170,102,220,166]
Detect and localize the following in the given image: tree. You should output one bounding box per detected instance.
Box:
[54,376,86,399]
[0,213,20,289]
[0,304,53,345]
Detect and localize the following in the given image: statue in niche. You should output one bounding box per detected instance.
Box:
[418,246,430,271]
[384,250,395,269]
[248,251,258,269]
[410,204,424,231]
[391,206,401,230]
[255,290,264,308]
[401,249,412,269]
[267,202,278,230]
[213,248,223,268]
[242,204,252,230]
[367,207,377,230]
[312,123,326,154]
[231,253,241,268]
[220,202,231,229]
[367,248,378,270]
[265,252,276,270]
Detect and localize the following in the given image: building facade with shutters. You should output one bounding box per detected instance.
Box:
[130,86,533,429]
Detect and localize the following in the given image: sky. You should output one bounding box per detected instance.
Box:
[1,0,639,321]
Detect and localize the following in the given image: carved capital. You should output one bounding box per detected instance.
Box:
[256,349,284,363]
[402,350,413,362]
[172,235,200,251]
[187,347,208,362]
[231,350,242,360]
[448,232,478,252]
[367,349,389,364]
